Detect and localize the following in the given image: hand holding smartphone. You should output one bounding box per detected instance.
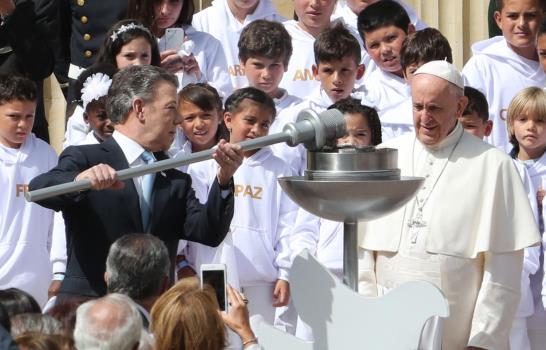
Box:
[163,27,185,51]
[200,263,228,311]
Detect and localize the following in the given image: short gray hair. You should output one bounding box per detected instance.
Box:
[107,65,178,124]
[106,234,170,300]
[74,293,142,350]
[10,313,62,338]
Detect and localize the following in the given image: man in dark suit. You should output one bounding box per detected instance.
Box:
[29,65,243,299]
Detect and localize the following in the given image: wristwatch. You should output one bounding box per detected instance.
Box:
[219,177,233,191]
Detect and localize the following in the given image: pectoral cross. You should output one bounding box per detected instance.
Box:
[407,209,427,244]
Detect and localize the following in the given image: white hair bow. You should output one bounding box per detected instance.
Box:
[81,73,112,109]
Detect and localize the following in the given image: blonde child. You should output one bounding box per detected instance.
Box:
[506,87,546,350]
[187,87,297,327]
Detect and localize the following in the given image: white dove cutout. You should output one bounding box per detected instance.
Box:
[257,250,449,350]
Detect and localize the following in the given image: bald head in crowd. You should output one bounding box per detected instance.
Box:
[74,293,143,350]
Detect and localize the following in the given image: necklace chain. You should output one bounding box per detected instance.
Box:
[407,130,464,244]
[411,130,464,212]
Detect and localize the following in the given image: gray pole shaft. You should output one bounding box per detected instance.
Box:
[25,132,291,202]
[343,221,358,291]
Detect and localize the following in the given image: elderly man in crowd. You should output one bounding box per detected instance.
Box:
[30,65,243,299]
[74,293,146,350]
[358,60,540,350]
[105,234,170,328]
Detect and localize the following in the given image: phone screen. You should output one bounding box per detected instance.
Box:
[202,269,226,311]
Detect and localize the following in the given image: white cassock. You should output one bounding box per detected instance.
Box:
[358,123,540,349]
[0,134,58,307]
[462,36,546,153]
[157,25,233,99]
[192,0,284,91]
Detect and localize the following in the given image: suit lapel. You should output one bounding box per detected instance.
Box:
[102,138,144,232]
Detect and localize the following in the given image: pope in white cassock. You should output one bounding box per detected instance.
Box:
[357,60,541,350]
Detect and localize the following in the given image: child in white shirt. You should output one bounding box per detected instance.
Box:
[0,75,58,307]
[188,87,297,327]
[272,23,365,174]
[238,20,301,114]
[506,87,546,350]
[354,0,415,112]
[192,0,284,91]
[462,0,546,153]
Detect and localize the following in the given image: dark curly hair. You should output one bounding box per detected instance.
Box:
[328,98,382,145]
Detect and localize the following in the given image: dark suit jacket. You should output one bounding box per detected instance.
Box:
[0,0,56,142]
[29,137,234,297]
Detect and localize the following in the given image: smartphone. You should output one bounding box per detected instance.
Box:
[164,27,185,51]
[200,264,227,311]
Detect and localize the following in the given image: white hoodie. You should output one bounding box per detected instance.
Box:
[188,147,297,287]
[0,134,58,307]
[192,0,284,91]
[462,36,546,153]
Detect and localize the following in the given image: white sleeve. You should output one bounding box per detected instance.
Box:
[290,208,320,260]
[49,211,67,274]
[468,250,523,349]
[203,38,233,100]
[274,183,298,282]
[63,106,89,149]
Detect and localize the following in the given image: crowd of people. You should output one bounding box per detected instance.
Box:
[1,0,546,349]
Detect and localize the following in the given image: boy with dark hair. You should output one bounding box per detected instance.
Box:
[379,28,453,141]
[192,0,284,91]
[355,0,415,112]
[238,20,302,114]
[271,23,365,174]
[0,75,58,307]
[459,86,492,140]
[463,0,546,152]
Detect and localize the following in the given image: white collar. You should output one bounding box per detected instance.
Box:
[112,130,146,165]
